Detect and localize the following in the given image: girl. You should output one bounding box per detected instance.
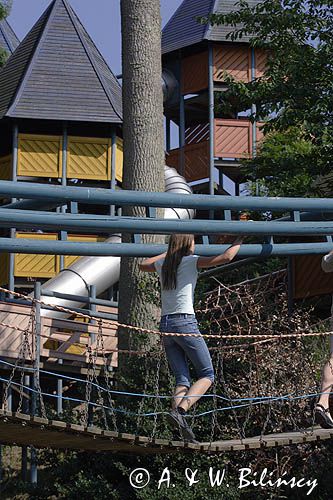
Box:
[315,250,333,428]
[139,233,242,442]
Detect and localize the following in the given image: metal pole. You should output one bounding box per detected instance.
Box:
[58,125,68,412]
[30,282,41,484]
[22,374,30,482]
[90,284,97,344]
[87,285,97,426]
[9,124,19,293]
[61,123,68,187]
[32,283,41,416]
[2,180,333,211]
[251,48,257,158]
[3,211,333,236]
[60,124,68,271]
[7,386,12,411]
[287,256,294,316]
[208,44,215,220]
[110,129,117,217]
[179,52,185,176]
[57,372,63,415]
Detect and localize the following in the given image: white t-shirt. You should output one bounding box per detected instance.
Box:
[154,254,199,316]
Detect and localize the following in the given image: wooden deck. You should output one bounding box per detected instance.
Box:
[0,410,331,455]
[0,301,118,370]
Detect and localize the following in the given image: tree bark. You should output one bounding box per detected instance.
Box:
[118,0,164,360]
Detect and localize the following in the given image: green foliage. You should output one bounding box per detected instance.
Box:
[203,0,333,197]
[242,128,324,197]
[0,0,13,67]
[0,0,11,19]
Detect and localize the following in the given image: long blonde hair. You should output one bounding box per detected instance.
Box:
[162,234,194,290]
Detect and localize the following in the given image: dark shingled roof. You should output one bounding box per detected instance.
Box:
[0,18,20,55]
[0,0,122,123]
[162,0,261,55]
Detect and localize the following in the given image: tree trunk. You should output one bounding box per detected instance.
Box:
[118,0,164,361]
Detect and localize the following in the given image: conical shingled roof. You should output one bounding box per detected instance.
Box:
[162,0,261,55]
[0,18,20,55]
[0,0,122,123]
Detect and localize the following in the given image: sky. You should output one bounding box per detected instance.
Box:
[8,0,183,76]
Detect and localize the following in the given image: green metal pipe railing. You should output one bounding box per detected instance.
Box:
[1,208,333,235]
[0,180,332,212]
[0,238,331,257]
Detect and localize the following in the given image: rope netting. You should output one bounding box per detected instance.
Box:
[0,269,332,445]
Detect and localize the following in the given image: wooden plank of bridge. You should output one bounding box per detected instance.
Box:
[0,410,331,454]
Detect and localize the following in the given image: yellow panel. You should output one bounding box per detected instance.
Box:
[64,234,106,268]
[116,137,123,182]
[68,136,110,180]
[43,339,60,350]
[0,155,12,181]
[14,232,59,278]
[65,343,86,355]
[18,134,62,178]
[0,253,9,285]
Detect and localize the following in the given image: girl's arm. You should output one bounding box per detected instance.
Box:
[197,237,243,269]
[139,252,167,273]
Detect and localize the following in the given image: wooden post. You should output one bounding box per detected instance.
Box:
[251,48,257,157]
[208,44,215,218]
[22,374,30,482]
[31,282,41,484]
[179,52,185,176]
[110,128,117,216]
[9,123,19,293]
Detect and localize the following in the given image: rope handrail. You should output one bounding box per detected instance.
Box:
[0,285,332,341]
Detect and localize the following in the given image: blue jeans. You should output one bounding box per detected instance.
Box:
[159,313,215,388]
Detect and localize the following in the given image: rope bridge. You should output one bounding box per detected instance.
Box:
[0,271,332,454]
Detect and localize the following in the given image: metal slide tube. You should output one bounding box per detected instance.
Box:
[40,166,193,318]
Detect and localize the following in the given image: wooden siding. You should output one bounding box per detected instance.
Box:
[18,134,62,178]
[0,233,107,282]
[214,45,251,83]
[213,45,268,83]
[68,136,110,180]
[182,51,208,94]
[256,49,268,78]
[215,119,251,158]
[214,119,263,159]
[0,301,118,368]
[166,141,209,182]
[14,233,59,278]
[16,133,123,181]
[116,137,123,182]
[0,154,12,180]
[292,255,333,300]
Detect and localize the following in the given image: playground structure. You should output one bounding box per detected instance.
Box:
[0,0,332,487]
[0,18,19,56]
